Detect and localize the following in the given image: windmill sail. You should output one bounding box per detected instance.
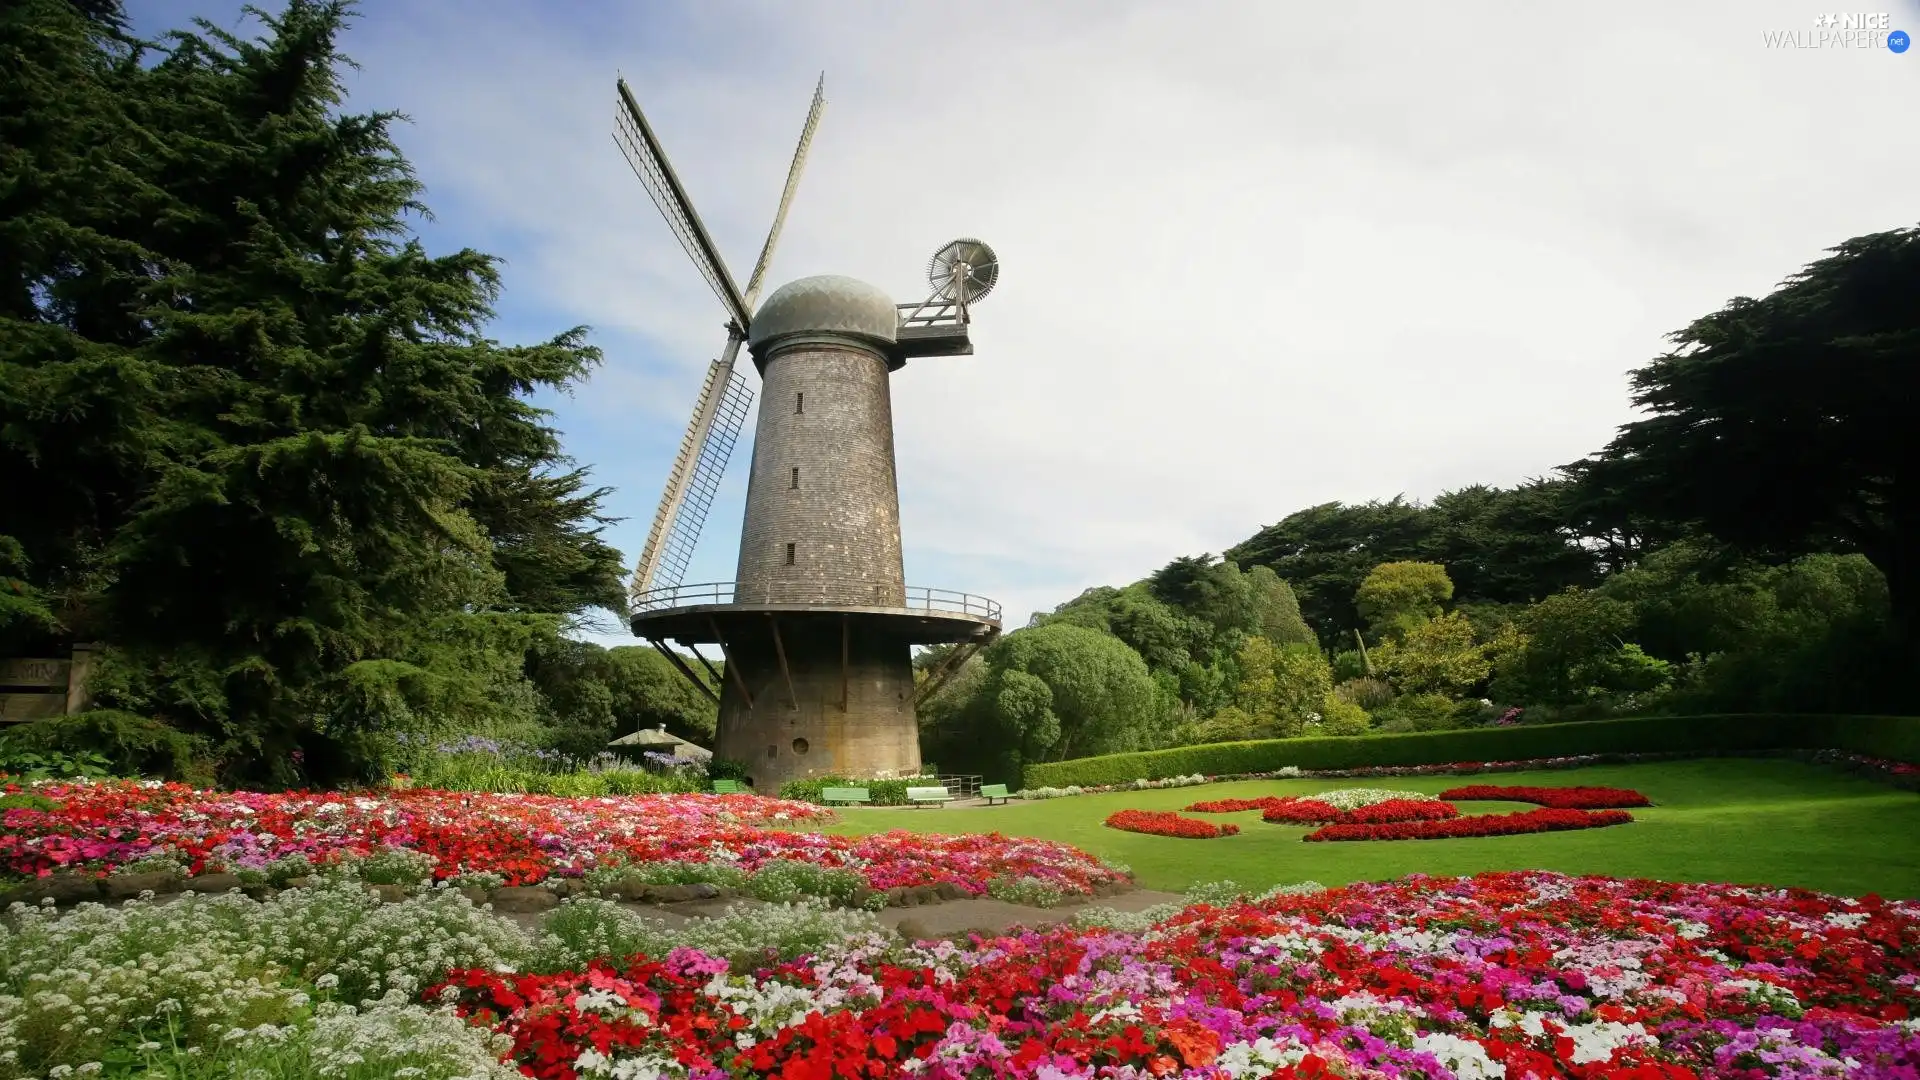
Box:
[632,352,755,600]
[615,74,827,601]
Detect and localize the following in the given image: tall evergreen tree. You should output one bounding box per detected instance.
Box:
[1570,228,1919,647]
[1,0,624,782]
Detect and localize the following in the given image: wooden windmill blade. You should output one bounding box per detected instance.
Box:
[615,74,827,603]
[613,77,750,329]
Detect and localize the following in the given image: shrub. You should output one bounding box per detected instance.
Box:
[1020,713,1920,789]
[777,775,938,806]
[1318,694,1373,735]
[1371,692,1461,733]
[743,860,872,907]
[985,875,1066,907]
[1334,677,1395,710]
[0,709,211,783]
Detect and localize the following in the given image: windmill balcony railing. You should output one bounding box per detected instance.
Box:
[632,581,1001,622]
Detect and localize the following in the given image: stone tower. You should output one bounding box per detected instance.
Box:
[630,274,999,790]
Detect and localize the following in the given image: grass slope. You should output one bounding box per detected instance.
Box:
[825,759,1920,898]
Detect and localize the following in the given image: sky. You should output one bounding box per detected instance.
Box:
[130,0,1920,647]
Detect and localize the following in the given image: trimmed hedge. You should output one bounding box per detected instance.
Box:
[1021,714,1920,789]
[777,775,939,807]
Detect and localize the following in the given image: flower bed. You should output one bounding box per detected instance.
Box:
[1441,783,1653,808]
[1104,809,1240,839]
[0,780,1124,898]
[1305,806,1634,842]
[430,870,1920,1080]
[1261,797,1460,827]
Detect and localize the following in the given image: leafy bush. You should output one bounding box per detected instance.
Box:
[0,710,210,783]
[1021,713,1920,788]
[777,775,938,806]
[1317,694,1373,736]
[707,757,751,783]
[1334,677,1395,710]
[1371,692,1463,733]
[986,875,1067,907]
[744,860,874,907]
[581,859,748,892]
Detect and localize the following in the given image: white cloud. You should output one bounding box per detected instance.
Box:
[263,0,1920,634]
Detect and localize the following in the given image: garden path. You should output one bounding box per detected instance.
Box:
[491,887,1185,939]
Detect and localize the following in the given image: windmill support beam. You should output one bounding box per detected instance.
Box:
[767,614,799,711]
[648,639,720,705]
[708,617,754,709]
[686,643,725,690]
[913,631,996,708]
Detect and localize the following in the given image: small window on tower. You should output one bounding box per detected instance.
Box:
[790,467,799,489]
[784,543,795,566]
[795,392,804,414]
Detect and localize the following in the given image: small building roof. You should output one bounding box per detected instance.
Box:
[608,725,713,760]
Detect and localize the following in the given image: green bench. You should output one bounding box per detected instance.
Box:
[979,783,1013,805]
[822,786,871,806]
[710,779,749,794]
[906,785,953,807]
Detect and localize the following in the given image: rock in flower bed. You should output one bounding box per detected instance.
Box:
[1440,784,1653,809]
[430,870,1920,1079]
[1305,806,1635,842]
[1104,809,1240,839]
[0,780,1125,899]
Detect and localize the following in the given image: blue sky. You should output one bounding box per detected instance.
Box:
[127,0,1920,647]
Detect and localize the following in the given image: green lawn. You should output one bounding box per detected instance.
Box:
[823,759,1920,898]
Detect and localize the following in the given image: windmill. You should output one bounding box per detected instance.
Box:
[614,76,1003,790]
[615,74,825,601]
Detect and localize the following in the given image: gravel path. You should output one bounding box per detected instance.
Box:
[493,888,1186,940]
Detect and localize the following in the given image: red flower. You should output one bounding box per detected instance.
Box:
[1304,807,1634,842]
[1104,809,1239,839]
[1255,797,1459,826]
[1440,784,1652,809]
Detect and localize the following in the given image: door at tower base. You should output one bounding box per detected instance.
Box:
[713,615,920,790]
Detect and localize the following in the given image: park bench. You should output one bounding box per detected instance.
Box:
[710,779,749,794]
[905,785,953,807]
[821,786,871,806]
[979,783,1013,805]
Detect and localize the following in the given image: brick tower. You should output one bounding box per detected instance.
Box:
[629,274,1000,789]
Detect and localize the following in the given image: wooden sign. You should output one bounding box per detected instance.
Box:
[0,657,69,689]
[0,692,66,722]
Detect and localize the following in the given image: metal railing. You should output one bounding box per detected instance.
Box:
[632,580,1001,622]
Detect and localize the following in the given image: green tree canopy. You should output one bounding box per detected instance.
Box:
[930,623,1157,781]
[0,0,625,782]
[1568,227,1920,645]
[1355,561,1454,642]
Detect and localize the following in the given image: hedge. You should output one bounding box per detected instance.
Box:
[1021,714,1920,790]
[777,775,939,807]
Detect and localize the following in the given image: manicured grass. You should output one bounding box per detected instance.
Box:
[823,758,1920,898]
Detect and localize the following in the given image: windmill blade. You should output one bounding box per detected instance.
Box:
[614,78,751,329]
[631,341,757,600]
[741,73,827,310]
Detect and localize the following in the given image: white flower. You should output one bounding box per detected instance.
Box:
[1414,1031,1502,1080]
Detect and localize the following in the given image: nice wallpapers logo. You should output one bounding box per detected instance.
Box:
[1763,12,1911,51]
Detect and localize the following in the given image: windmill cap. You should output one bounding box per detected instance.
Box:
[749,275,898,355]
